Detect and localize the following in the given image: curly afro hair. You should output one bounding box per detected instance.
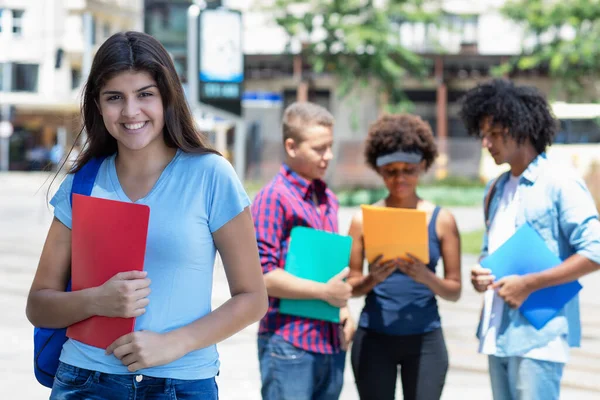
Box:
[458,78,558,154]
[364,113,438,171]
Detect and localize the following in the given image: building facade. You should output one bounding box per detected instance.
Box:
[0,0,142,170]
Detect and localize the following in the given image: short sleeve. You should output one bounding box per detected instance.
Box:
[207,155,251,233]
[49,173,75,229]
[556,174,600,264]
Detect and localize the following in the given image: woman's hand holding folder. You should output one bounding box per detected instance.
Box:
[398,253,431,285]
[89,270,151,318]
[368,254,401,284]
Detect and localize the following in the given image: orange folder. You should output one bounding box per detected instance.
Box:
[361,204,429,264]
[67,194,150,349]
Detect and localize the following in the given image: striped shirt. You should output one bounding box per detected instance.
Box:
[251,164,341,354]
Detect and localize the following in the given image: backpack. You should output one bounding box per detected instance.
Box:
[33,156,106,388]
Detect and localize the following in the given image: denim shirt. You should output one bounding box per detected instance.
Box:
[478,153,600,356]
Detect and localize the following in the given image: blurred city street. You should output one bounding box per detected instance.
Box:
[2,172,600,400]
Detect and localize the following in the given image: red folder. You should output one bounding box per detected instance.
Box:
[67,194,150,349]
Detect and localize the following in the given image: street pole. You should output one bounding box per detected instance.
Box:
[82,12,93,82]
[187,5,246,182]
[1,63,13,171]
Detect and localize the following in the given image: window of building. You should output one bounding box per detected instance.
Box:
[12,63,39,92]
[91,16,97,44]
[71,68,82,89]
[12,9,24,36]
[0,63,4,91]
[103,22,111,39]
[0,9,4,34]
[444,13,479,46]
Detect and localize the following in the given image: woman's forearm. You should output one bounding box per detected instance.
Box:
[348,274,379,297]
[169,290,267,354]
[421,271,461,302]
[26,287,99,329]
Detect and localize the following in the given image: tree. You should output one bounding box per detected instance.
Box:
[264,0,439,112]
[500,0,600,101]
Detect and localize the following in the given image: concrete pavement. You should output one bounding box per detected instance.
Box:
[1,172,600,399]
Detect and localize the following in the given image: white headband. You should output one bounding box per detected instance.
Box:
[376,150,423,167]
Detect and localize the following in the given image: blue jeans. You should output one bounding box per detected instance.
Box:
[488,356,564,400]
[257,333,346,400]
[50,362,218,399]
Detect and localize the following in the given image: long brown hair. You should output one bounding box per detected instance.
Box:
[70,31,218,173]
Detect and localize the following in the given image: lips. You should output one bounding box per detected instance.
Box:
[122,121,147,130]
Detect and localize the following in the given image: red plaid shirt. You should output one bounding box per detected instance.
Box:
[251,164,341,354]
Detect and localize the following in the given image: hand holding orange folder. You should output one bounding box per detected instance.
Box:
[361,204,429,264]
[67,194,150,349]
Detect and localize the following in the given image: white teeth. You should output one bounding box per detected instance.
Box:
[124,122,145,130]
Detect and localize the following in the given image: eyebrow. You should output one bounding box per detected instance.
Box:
[101,84,158,96]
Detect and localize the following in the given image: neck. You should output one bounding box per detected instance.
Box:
[509,144,538,177]
[115,142,177,178]
[385,192,420,209]
[285,159,315,182]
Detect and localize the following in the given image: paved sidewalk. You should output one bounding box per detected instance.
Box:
[1,172,599,399]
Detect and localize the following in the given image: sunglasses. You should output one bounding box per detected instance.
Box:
[380,166,420,178]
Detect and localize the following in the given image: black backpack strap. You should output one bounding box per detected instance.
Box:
[484,172,507,231]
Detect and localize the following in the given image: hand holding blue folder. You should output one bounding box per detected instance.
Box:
[279,226,353,323]
[480,223,582,330]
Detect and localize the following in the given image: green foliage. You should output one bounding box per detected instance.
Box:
[266,0,438,107]
[499,0,600,100]
[335,184,484,207]
[461,229,484,255]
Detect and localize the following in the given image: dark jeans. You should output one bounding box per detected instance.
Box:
[257,333,346,400]
[50,362,218,399]
[351,327,448,400]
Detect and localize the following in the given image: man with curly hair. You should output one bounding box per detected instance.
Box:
[459,78,600,400]
[347,113,462,400]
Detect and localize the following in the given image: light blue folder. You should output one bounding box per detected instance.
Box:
[279,226,353,323]
[481,223,582,330]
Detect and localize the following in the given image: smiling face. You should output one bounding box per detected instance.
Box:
[97,70,166,154]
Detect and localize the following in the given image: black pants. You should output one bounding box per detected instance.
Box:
[351,327,449,400]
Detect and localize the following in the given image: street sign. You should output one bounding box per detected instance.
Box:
[197,8,243,116]
[0,121,13,139]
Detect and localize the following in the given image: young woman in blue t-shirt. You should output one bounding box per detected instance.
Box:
[26,31,267,399]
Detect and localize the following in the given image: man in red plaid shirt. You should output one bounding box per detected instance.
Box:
[251,101,355,400]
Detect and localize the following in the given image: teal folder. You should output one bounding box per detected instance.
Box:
[279,226,353,323]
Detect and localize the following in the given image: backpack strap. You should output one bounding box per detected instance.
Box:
[70,156,107,205]
[484,172,508,231]
[66,156,106,292]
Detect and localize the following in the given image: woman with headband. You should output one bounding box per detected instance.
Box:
[347,114,462,400]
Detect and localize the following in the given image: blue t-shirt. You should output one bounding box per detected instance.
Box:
[49,150,250,380]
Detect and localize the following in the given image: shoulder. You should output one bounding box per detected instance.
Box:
[537,160,587,195]
[177,151,228,172]
[253,176,285,204]
[348,209,364,237]
[177,152,241,186]
[434,206,459,236]
[542,160,581,183]
[350,209,363,225]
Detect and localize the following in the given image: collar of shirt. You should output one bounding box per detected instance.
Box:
[280,163,328,201]
[521,152,547,184]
